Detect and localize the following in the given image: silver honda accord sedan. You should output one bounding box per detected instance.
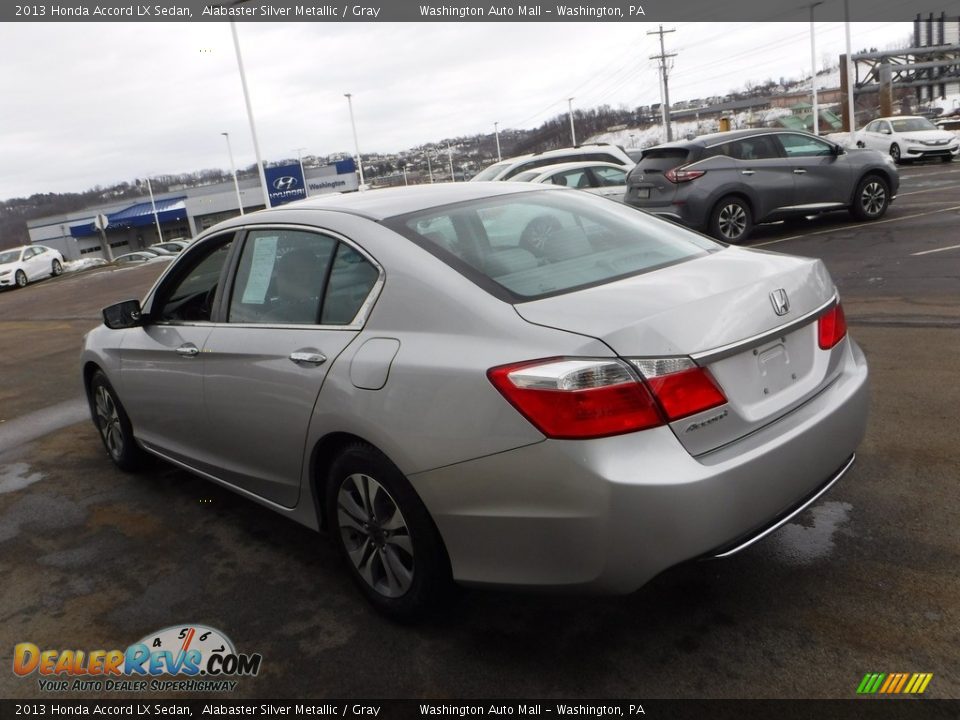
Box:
[81,183,869,619]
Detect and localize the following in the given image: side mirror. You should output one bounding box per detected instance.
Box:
[832,143,845,156]
[881,128,892,135]
[103,299,143,329]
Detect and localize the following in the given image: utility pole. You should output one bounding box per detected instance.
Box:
[648,25,676,143]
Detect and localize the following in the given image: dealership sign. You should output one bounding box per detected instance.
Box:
[264,163,306,206]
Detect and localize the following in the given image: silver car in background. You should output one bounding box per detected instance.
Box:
[625,128,899,243]
[82,183,869,619]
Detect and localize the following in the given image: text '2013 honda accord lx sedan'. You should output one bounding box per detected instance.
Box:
[81,183,869,619]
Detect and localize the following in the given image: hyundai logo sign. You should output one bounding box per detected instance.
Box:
[272,176,299,191]
[264,164,307,206]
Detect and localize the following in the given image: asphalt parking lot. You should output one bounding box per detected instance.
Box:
[1,163,958,700]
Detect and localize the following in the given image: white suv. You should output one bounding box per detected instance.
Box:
[471,144,635,181]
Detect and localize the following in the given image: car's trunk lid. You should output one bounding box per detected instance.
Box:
[514,247,844,455]
[624,147,692,206]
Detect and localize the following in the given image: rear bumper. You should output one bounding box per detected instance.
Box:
[410,339,869,593]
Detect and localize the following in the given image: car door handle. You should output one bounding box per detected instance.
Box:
[740,169,755,176]
[793,169,807,174]
[289,351,327,366]
[176,343,200,358]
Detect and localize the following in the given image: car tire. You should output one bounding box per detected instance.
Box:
[889,144,902,164]
[942,155,954,163]
[850,174,890,221]
[856,141,865,148]
[52,259,63,277]
[14,270,28,288]
[708,196,753,244]
[89,370,146,472]
[519,215,561,256]
[325,442,452,621]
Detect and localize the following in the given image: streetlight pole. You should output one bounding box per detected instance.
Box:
[494,121,502,161]
[844,0,856,133]
[426,154,434,183]
[809,2,823,136]
[447,144,455,182]
[222,132,244,215]
[145,176,164,244]
[344,93,366,189]
[295,146,308,197]
[230,22,271,208]
[567,98,577,146]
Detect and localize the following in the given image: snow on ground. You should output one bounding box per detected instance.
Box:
[63,258,108,273]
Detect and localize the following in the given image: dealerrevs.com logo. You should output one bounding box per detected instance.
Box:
[13,624,262,693]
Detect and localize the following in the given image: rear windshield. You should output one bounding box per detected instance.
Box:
[640,148,691,163]
[383,190,719,302]
[470,161,513,182]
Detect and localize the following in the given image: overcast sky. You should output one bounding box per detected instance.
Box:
[0,20,910,201]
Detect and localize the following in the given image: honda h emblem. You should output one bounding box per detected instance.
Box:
[770,288,790,316]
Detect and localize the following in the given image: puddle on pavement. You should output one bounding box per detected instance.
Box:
[0,493,87,543]
[0,462,44,494]
[769,501,854,565]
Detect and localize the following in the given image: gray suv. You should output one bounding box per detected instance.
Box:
[625,129,899,243]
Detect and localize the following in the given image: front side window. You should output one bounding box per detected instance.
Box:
[154,236,233,323]
[386,190,718,301]
[777,133,833,158]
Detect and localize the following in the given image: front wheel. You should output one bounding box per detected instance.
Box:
[708,196,753,243]
[52,259,63,277]
[14,270,27,288]
[850,175,890,221]
[326,443,452,621]
[89,371,145,471]
[889,143,901,164]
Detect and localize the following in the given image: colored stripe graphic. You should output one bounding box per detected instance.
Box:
[858,673,933,694]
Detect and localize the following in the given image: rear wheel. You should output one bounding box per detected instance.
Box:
[708,196,753,243]
[52,259,63,276]
[89,371,145,471]
[14,270,27,288]
[889,143,901,164]
[326,442,452,621]
[850,174,890,221]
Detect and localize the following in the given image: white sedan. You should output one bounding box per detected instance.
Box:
[854,116,958,164]
[113,250,173,265]
[510,161,630,202]
[0,245,64,288]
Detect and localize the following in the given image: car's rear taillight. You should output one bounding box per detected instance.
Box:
[488,359,664,439]
[664,167,706,183]
[818,303,848,349]
[629,358,727,421]
[488,357,729,439]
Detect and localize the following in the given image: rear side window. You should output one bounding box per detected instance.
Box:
[227,229,379,326]
[386,190,718,302]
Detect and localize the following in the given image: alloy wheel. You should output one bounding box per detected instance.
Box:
[718,203,748,240]
[15,270,27,288]
[336,472,415,598]
[860,181,886,217]
[95,385,124,460]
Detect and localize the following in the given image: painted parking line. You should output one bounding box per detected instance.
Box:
[897,183,960,198]
[911,243,960,257]
[752,203,960,248]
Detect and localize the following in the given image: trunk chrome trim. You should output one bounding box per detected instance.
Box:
[691,294,837,364]
[712,453,856,558]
